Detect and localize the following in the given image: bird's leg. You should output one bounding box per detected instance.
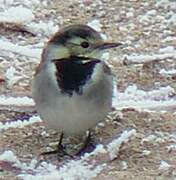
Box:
[76,130,96,156]
[57,132,74,158]
[83,130,92,149]
[40,132,64,155]
[57,132,64,150]
[40,132,73,158]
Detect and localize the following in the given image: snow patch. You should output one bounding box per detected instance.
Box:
[0,0,40,9]
[0,95,35,106]
[141,134,156,144]
[107,129,136,160]
[0,39,42,59]
[155,0,176,10]
[19,161,104,180]
[0,151,38,170]
[168,13,176,26]
[0,149,104,180]
[116,85,174,101]
[115,99,176,111]
[167,144,176,152]
[5,66,22,87]
[112,84,175,110]
[142,150,151,156]
[141,132,176,145]
[0,6,34,23]
[121,161,128,170]
[159,160,171,170]
[0,115,41,131]
[159,69,176,75]
[159,46,175,53]
[87,19,102,32]
[1,129,136,179]
[26,21,59,37]
[124,51,176,64]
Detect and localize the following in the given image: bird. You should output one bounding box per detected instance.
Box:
[32,24,121,155]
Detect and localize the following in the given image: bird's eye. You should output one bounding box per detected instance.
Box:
[81,41,89,48]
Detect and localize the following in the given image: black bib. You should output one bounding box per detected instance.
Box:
[54,57,100,96]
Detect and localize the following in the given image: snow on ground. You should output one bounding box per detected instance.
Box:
[0,2,58,37]
[115,85,175,101]
[26,21,59,37]
[123,50,176,64]
[107,129,136,160]
[0,115,41,131]
[0,84,175,131]
[0,84,175,108]
[113,84,176,110]
[0,129,136,180]
[159,160,171,171]
[116,99,176,111]
[0,95,34,106]
[0,0,176,179]
[0,6,34,23]
[141,131,176,145]
[5,66,21,87]
[0,0,40,9]
[19,155,105,180]
[87,19,102,32]
[0,39,42,59]
[159,69,176,75]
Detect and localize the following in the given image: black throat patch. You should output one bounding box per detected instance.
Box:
[54,57,100,96]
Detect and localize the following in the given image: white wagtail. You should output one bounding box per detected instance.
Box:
[32,24,121,155]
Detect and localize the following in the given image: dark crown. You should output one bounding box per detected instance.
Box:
[49,24,102,45]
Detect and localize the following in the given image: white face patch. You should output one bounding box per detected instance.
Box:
[45,44,70,61]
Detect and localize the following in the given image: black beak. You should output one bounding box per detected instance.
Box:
[96,42,123,50]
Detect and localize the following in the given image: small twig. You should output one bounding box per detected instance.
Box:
[0,22,36,36]
[122,52,176,66]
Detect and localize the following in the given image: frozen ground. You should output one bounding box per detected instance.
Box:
[0,0,176,179]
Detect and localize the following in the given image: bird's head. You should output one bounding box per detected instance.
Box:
[42,24,122,62]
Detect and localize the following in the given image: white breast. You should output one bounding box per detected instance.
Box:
[32,62,113,136]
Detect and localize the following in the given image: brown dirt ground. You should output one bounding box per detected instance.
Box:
[0,0,176,179]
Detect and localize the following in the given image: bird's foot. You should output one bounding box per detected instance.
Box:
[40,132,73,158]
[75,141,96,156]
[40,143,74,158]
[75,131,96,156]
